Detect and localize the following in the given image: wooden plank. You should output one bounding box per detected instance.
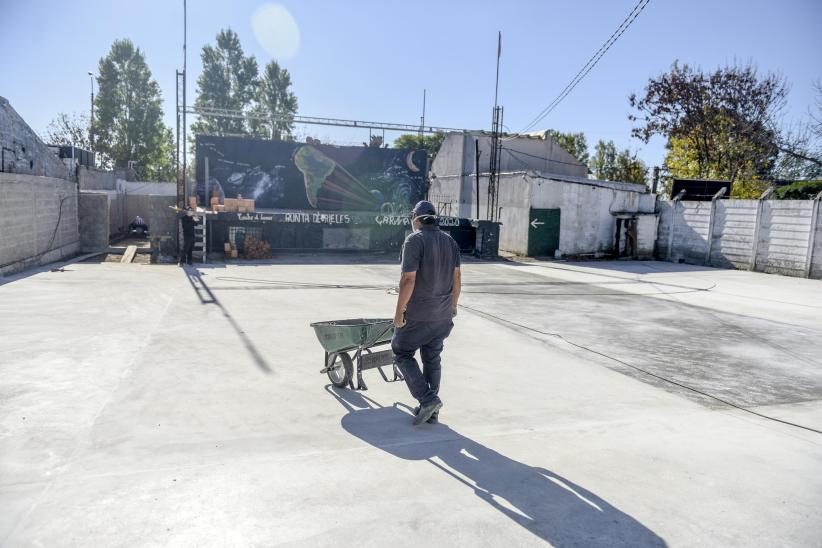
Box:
[120,245,137,264]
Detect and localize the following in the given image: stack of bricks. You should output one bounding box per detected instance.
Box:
[224,242,238,259]
[222,198,255,213]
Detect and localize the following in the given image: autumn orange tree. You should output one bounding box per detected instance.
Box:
[630,61,786,198]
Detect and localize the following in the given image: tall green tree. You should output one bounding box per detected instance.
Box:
[249,60,298,140]
[192,29,259,136]
[629,61,787,192]
[589,139,647,185]
[393,132,445,163]
[93,39,173,179]
[547,130,589,166]
[590,139,618,181]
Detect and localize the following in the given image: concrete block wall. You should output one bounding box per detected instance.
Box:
[78,192,110,252]
[709,200,758,270]
[123,194,177,239]
[109,192,124,236]
[0,173,79,276]
[78,166,116,190]
[656,198,822,278]
[755,201,813,277]
[118,180,176,196]
[0,96,70,180]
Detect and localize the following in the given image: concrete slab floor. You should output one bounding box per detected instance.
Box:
[1,257,821,547]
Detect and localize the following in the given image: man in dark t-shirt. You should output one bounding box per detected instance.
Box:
[392,200,462,426]
[177,207,198,265]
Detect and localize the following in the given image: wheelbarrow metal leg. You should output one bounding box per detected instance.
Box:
[392,364,404,381]
[354,348,367,390]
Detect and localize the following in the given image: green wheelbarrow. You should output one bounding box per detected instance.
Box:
[310,318,404,390]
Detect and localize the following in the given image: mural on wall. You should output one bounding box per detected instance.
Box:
[195,135,427,212]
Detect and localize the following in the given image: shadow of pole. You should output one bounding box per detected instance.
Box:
[184,267,274,374]
[326,386,666,547]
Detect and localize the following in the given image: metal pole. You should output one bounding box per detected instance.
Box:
[204,156,209,208]
[182,0,187,202]
[175,70,181,205]
[419,89,426,139]
[494,31,501,112]
[495,107,504,219]
[88,72,94,151]
[203,156,209,263]
[475,139,480,219]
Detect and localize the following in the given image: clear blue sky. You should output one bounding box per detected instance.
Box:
[2,0,820,168]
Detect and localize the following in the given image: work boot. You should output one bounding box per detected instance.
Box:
[413,405,439,424]
[413,399,442,426]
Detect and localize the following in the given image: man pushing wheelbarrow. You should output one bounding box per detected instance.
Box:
[392,200,461,426]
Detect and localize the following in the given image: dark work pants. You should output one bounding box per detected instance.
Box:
[182,235,195,264]
[391,318,454,405]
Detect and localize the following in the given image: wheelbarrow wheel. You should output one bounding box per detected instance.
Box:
[326,352,353,388]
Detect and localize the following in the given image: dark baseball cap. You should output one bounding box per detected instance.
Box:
[412,200,436,217]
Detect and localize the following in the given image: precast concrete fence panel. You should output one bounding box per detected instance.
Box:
[755,201,813,277]
[657,196,822,279]
[709,200,758,270]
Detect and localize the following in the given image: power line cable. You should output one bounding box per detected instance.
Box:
[510,0,652,138]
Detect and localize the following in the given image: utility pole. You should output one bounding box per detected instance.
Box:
[487,32,503,222]
[182,0,188,203]
[176,70,183,206]
[419,89,426,140]
[87,72,94,152]
[475,139,481,219]
[494,31,501,111]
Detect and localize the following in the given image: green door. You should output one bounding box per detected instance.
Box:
[527,208,561,257]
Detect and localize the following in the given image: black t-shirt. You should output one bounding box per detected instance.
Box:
[401,225,461,321]
[178,211,196,237]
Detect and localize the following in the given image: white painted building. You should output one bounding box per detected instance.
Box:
[429,132,658,258]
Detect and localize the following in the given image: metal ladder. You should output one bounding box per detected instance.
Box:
[192,213,207,263]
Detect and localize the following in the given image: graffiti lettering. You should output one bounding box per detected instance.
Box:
[284,212,312,223]
[438,216,460,227]
[375,215,411,227]
[312,213,351,225]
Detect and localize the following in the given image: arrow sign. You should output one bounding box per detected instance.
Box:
[530,219,545,229]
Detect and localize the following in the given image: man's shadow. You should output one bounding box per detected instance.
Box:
[327,386,666,547]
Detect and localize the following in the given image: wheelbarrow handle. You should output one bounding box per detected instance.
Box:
[375,322,395,343]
